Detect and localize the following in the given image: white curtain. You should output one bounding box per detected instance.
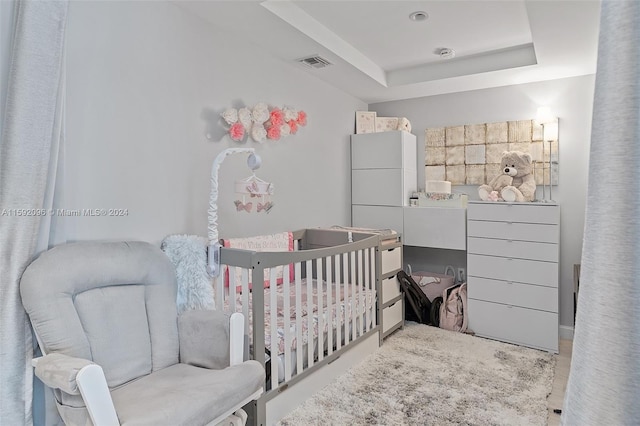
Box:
[0,1,68,425]
[562,1,640,424]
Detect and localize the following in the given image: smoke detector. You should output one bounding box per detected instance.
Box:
[298,55,332,69]
[438,48,456,59]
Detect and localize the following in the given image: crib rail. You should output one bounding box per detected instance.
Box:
[217,229,380,396]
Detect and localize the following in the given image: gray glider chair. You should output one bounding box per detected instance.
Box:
[20,241,264,426]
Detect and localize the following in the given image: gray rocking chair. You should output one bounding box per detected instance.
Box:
[20,241,264,425]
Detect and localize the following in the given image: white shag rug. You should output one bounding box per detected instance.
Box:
[279,323,555,426]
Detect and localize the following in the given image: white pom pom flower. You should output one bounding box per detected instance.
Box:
[252,103,270,124]
[280,122,291,137]
[238,107,252,131]
[251,123,267,143]
[221,108,238,125]
[283,107,298,122]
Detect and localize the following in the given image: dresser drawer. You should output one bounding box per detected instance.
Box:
[468,254,558,287]
[351,131,416,170]
[352,169,416,206]
[468,203,559,224]
[468,277,558,312]
[382,299,403,333]
[382,274,401,304]
[468,220,559,244]
[468,298,558,352]
[403,207,466,250]
[467,237,558,262]
[380,245,402,276]
[352,205,403,234]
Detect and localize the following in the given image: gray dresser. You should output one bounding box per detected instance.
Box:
[466,201,560,353]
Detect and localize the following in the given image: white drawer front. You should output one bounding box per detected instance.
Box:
[352,205,403,234]
[382,300,403,333]
[382,274,401,304]
[467,237,558,262]
[351,131,416,170]
[352,169,414,206]
[403,207,466,250]
[468,203,559,224]
[468,254,558,287]
[468,220,559,243]
[381,246,402,275]
[352,169,403,206]
[468,277,558,312]
[468,298,558,352]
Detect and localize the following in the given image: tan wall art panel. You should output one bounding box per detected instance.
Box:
[486,122,508,143]
[424,118,559,186]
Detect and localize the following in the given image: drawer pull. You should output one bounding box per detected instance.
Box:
[387,248,396,252]
[507,239,513,243]
[507,305,513,308]
[507,221,513,225]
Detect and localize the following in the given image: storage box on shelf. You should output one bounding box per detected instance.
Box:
[466,201,560,353]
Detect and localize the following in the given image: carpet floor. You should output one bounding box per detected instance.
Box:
[279,322,556,425]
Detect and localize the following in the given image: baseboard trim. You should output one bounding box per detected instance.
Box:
[559,325,574,340]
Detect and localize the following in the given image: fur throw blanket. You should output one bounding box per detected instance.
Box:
[161,235,214,313]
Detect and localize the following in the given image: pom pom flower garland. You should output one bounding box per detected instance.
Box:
[221,103,307,143]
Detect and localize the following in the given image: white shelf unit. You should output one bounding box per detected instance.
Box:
[378,240,404,341]
[466,202,560,353]
[351,131,416,234]
[351,131,416,338]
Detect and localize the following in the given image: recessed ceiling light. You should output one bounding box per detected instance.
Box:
[438,48,456,59]
[409,11,429,22]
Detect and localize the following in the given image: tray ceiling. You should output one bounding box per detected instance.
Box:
[176,0,601,103]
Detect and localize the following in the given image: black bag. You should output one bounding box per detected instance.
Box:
[430,296,443,326]
[397,270,434,325]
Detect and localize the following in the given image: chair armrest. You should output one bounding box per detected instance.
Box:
[33,353,94,395]
[33,353,120,425]
[179,310,245,369]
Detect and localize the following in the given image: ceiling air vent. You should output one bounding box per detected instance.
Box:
[298,55,332,69]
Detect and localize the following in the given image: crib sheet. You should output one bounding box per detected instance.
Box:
[223,279,376,356]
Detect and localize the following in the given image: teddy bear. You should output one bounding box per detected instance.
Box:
[479,151,536,202]
[396,117,412,133]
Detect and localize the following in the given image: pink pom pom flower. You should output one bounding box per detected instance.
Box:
[266,125,281,140]
[229,122,245,141]
[289,120,298,135]
[269,108,284,127]
[297,110,307,126]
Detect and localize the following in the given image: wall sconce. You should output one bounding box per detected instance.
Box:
[536,107,559,202]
